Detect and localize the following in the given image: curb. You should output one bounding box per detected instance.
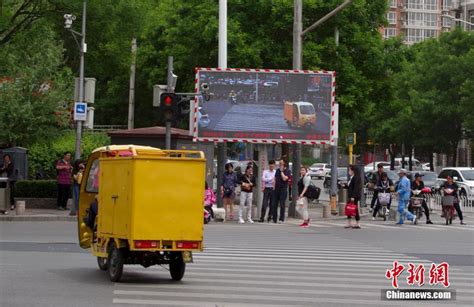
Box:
[0,215,76,222]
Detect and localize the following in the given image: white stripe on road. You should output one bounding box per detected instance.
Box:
[174,271,474,287]
[202,249,417,259]
[186,266,474,282]
[203,246,401,253]
[113,299,285,306]
[194,253,435,264]
[116,282,474,295]
[113,291,398,306]
[204,246,400,254]
[189,260,473,275]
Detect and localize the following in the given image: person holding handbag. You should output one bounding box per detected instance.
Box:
[238,165,256,224]
[297,166,311,228]
[345,165,362,229]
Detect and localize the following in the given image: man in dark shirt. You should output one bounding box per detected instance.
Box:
[369,164,385,212]
[410,173,432,224]
[271,159,292,223]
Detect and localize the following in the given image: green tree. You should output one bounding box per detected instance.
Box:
[0,20,73,147]
[381,29,474,165]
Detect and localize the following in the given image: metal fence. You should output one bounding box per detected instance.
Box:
[364,190,473,213]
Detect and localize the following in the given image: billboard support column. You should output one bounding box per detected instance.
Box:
[256,145,268,219]
[289,0,303,219]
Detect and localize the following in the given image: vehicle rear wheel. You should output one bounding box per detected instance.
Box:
[108,242,124,282]
[169,252,186,281]
[97,257,108,271]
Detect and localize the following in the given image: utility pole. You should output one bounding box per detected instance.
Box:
[75,0,87,160]
[330,26,340,215]
[290,0,352,218]
[128,38,137,130]
[216,0,227,208]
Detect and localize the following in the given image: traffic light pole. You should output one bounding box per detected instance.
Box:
[165,56,174,150]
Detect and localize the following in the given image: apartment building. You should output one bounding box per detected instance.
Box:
[383,0,473,44]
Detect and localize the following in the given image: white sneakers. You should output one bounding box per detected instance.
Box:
[239,218,254,224]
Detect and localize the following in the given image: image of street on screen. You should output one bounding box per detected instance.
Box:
[194,69,335,143]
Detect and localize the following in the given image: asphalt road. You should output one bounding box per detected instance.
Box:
[201,99,330,135]
[1,211,473,307]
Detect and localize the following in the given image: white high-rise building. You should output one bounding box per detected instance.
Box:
[383,1,473,44]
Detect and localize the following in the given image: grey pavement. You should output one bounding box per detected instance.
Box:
[0,208,76,222]
[1,217,473,306]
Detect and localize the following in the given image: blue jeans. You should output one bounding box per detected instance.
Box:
[71,183,80,214]
[398,198,414,223]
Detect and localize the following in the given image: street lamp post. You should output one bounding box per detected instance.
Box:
[290,0,352,218]
[65,0,87,161]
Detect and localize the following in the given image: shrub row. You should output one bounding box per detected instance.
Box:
[14,180,61,198]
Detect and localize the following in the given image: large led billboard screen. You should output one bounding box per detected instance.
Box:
[193,68,336,145]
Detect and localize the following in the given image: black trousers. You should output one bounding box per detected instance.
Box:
[408,200,431,220]
[454,202,463,221]
[370,189,378,208]
[9,181,15,206]
[57,184,71,209]
[260,187,273,220]
[271,189,287,223]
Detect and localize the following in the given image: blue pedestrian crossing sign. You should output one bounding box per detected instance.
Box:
[74,102,87,121]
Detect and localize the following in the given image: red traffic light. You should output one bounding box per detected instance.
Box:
[164,95,173,106]
[161,93,179,107]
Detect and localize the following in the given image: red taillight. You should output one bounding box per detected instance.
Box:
[176,241,199,249]
[134,240,159,249]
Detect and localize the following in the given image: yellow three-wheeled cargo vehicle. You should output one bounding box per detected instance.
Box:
[77,145,206,282]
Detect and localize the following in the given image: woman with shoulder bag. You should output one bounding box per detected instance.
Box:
[238,165,256,224]
[345,165,362,229]
[221,163,238,221]
[297,166,312,228]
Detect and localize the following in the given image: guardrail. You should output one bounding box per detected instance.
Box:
[364,190,473,213]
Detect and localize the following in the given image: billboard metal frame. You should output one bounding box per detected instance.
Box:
[192,67,337,145]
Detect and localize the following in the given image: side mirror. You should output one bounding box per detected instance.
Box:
[453,176,459,182]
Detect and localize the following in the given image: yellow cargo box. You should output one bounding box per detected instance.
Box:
[77,145,206,282]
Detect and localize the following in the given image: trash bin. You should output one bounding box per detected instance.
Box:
[338,187,348,216]
[0,177,10,214]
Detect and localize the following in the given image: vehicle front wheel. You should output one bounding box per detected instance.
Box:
[169,252,186,281]
[97,257,108,271]
[108,242,124,282]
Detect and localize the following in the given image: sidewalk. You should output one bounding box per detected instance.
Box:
[0,200,368,222]
[0,208,76,222]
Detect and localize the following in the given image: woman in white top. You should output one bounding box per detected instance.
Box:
[297,166,312,228]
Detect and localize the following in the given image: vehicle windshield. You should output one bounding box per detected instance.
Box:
[460,170,474,180]
[299,105,315,115]
[338,168,348,177]
[386,171,398,182]
[312,164,325,169]
[422,173,437,181]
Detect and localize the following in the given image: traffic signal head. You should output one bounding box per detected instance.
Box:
[160,93,180,121]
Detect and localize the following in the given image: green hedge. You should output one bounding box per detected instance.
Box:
[28,131,110,179]
[14,180,59,198]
